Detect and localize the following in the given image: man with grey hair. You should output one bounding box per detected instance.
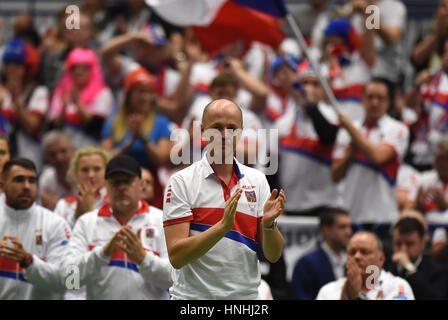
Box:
[416,134,448,223]
[317,231,414,300]
[38,130,76,210]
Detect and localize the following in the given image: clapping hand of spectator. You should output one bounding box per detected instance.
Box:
[40,188,60,210]
[0,236,30,263]
[74,182,96,220]
[119,226,146,265]
[435,2,448,39]
[127,113,145,140]
[341,256,363,299]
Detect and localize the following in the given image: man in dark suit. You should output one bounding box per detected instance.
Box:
[290,207,352,299]
[385,215,448,299]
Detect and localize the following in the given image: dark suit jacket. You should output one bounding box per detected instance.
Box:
[385,255,448,300]
[290,246,335,300]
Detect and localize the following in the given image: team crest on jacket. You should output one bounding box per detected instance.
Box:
[35,234,43,245]
[244,191,257,203]
[146,228,155,238]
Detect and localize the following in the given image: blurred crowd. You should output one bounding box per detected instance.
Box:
[0,0,448,299]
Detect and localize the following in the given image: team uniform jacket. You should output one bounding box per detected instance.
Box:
[333,114,409,223]
[163,153,271,300]
[0,200,71,299]
[62,200,172,300]
[316,269,415,300]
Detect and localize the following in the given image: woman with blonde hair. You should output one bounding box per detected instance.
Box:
[101,67,172,209]
[53,146,110,229]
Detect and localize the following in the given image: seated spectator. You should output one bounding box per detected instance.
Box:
[0,158,71,299]
[39,130,76,210]
[62,155,172,299]
[385,215,448,299]
[332,78,409,226]
[321,17,375,122]
[49,48,113,150]
[416,134,448,223]
[0,39,48,171]
[53,146,110,229]
[291,208,352,300]
[101,68,173,209]
[317,231,414,300]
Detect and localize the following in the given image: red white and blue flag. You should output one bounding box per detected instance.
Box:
[146,0,287,55]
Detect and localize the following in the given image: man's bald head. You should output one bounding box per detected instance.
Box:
[201,99,243,128]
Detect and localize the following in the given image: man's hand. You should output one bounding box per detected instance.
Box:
[220,188,242,232]
[0,236,30,263]
[119,226,146,265]
[392,251,411,270]
[341,256,363,299]
[263,189,286,228]
[40,188,60,210]
[102,229,126,257]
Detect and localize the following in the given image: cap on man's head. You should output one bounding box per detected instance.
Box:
[105,155,141,179]
[140,24,167,45]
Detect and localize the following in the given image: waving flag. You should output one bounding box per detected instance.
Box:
[146,0,287,55]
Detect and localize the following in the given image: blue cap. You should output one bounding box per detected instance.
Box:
[2,39,27,63]
[270,53,300,75]
[140,24,167,45]
[324,18,351,39]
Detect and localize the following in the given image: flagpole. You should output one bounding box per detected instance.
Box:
[285,13,340,110]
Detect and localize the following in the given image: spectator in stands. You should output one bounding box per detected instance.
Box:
[321,17,375,121]
[431,226,448,264]
[181,72,265,167]
[0,38,48,171]
[100,21,179,113]
[406,39,448,170]
[101,68,172,209]
[291,208,352,300]
[416,134,448,222]
[411,0,448,71]
[332,78,409,227]
[0,158,71,299]
[385,216,448,299]
[49,48,113,150]
[277,60,342,216]
[53,146,110,230]
[39,130,76,210]
[40,10,96,94]
[317,231,414,300]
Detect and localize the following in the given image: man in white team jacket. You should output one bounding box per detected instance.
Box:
[0,158,71,299]
[62,155,172,299]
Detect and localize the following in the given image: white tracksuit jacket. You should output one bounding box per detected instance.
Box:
[0,199,72,300]
[62,200,173,300]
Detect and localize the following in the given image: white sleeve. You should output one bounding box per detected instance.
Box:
[28,86,49,115]
[382,123,409,160]
[332,128,350,160]
[23,215,71,293]
[54,199,77,230]
[61,214,110,287]
[137,214,173,289]
[91,88,113,119]
[163,174,193,226]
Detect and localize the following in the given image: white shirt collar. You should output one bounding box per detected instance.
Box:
[321,241,347,279]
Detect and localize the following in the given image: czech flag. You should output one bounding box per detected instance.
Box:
[146,0,287,55]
